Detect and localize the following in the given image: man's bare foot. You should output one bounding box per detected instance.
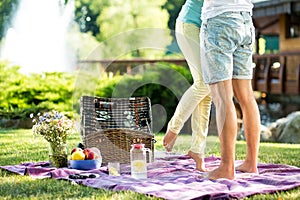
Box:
[163,130,177,152]
[207,165,235,180]
[188,150,207,172]
[236,161,258,174]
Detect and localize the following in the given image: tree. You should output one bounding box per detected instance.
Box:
[161,0,185,55]
[162,0,185,30]
[96,0,171,58]
[74,0,109,36]
[0,0,19,40]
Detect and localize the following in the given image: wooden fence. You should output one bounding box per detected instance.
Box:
[78,52,300,95]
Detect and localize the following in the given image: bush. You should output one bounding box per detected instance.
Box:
[0,61,75,121]
[0,61,192,131]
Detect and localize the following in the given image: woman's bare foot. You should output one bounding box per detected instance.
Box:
[188,150,207,172]
[207,164,235,180]
[236,161,258,174]
[163,130,177,152]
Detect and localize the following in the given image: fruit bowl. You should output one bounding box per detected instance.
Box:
[69,158,102,170]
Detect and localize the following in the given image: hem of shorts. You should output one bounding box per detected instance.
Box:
[205,76,252,84]
[232,76,253,80]
[204,77,231,85]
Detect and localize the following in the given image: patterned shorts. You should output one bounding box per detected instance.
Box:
[200,11,255,84]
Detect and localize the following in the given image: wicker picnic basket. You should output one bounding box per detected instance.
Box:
[80,96,154,164]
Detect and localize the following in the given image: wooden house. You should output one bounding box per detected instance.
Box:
[252,0,300,94]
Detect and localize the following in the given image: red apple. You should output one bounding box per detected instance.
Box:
[89,147,101,159]
[83,148,91,159]
[71,147,82,155]
[86,151,96,160]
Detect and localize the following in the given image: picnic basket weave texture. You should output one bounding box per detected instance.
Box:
[80,96,154,164]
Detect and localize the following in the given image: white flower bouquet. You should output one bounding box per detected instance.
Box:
[30,110,76,167]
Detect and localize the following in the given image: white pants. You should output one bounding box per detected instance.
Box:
[167,21,211,155]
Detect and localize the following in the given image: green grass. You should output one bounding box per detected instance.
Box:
[0,129,300,200]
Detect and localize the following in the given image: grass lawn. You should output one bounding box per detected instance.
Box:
[0,129,300,200]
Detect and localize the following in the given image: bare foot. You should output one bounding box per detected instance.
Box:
[163,130,177,152]
[188,150,207,172]
[236,161,258,174]
[207,165,235,180]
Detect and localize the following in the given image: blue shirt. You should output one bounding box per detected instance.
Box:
[177,0,204,28]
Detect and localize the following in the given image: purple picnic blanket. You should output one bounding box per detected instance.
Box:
[1,154,300,200]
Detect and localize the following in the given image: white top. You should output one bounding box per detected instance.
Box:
[201,0,253,21]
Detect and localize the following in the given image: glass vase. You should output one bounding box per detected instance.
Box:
[48,142,68,168]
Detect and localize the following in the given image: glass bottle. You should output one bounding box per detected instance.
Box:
[130,143,151,179]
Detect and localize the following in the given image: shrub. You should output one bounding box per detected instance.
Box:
[0,61,192,131]
[0,61,75,121]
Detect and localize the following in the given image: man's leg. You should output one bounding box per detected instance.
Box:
[207,80,237,180]
[233,79,260,173]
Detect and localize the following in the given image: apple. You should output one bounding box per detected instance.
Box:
[89,147,101,159]
[71,147,82,155]
[83,148,91,159]
[86,151,96,160]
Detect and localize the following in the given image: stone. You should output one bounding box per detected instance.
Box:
[260,124,276,142]
[276,111,300,143]
[269,117,288,140]
[237,124,275,142]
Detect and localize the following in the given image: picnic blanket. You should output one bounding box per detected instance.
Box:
[1,154,300,200]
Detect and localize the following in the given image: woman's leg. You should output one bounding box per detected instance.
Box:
[188,93,211,170]
[164,21,211,170]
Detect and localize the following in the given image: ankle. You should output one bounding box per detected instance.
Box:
[220,161,235,171]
